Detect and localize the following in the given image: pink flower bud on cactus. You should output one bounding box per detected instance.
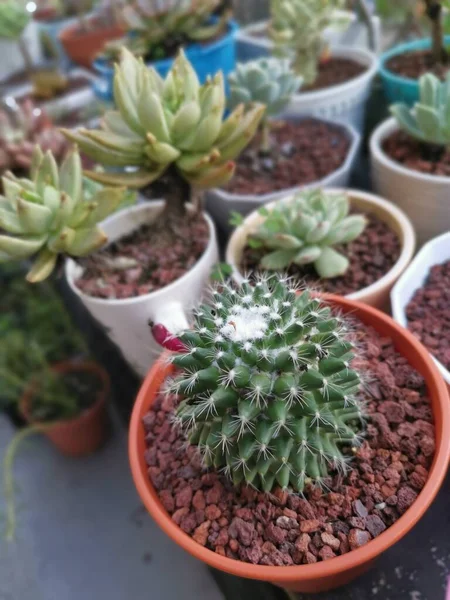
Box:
[150,322,186,353]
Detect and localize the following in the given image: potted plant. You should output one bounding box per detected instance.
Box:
[371,72,450,246]
[91,0,238,101]
[0,99,68,177]
[225,188,415,311]
[391,231,450,386]
[206,57,361,232]
[20,48,265,378]
[58,0,126,69]
[379,0,450,104]
[129,273,450,594]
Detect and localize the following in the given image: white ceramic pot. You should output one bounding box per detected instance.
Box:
[226,188,416,311]
[65,202,219,378]
[236,11,381,62]
[391,232,450,385]
[205,117,360,233]
[3,68,97,121]
[371,117,450,248]
[0,22,43,81]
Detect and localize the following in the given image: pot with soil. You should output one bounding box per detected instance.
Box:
[225,188,415,311]
[129,274,450,594]
[392,231,450,386]
[371,72,450,246]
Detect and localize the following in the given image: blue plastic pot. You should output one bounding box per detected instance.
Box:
[380,37,450,105]
[92,20,238,101]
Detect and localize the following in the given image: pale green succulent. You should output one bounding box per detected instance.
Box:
[248,189,367,279]
[391,72,450,146]
[63,48,265,194]
[0,146,126,283]
[0,0,30,40]
[170,274,364,492]
[269,0,345,85]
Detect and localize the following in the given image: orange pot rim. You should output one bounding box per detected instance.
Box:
[21,360,110,429]
[128,294,450,584]
[58,21,125,41]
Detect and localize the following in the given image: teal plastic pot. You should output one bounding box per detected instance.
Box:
[92,20,238,101]
[380,37,450,105]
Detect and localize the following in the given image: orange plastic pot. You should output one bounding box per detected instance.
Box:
[22,361,110,457]
[129,296,450,594]
[59,22,125,69]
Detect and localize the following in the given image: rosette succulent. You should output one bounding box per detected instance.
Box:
[248,189,367,279]
[228,58,302,152]
[63,48,264,210]
[168,274,365,492]
[391,72,450,147]
[0,146,126,283]
[269,0,345,85]
[0,0,30,40]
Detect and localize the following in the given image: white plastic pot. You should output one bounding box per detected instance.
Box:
[205,117,360,233]
[371,117,450,248]
[0,22,43,81]
[226,188,416,311]
[391,232,450,385]
[236,11,381,62]
[65,202,219,378]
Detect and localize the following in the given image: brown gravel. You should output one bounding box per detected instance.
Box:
[306,57,367,92]
[240,214,401,296]
[75,211,209,299]
[386,49,450,81]
[142,321,434,567]
[406,260,450,370]
[383,130,450,176]
[226,118,351,196]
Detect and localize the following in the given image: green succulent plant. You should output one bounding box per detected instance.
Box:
[228,58,303,152]
[391,72,450,147]
[102,0,230,61]
[247,189,367,279]
[63,48,264,210]
[0,146,126,283]
[0,0,30,40]
[169,274,365,493]
[269,0,345,86]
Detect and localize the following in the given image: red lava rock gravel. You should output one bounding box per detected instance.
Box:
[383,130,450,177]
[142,321,435,566]
[305,57,367,92]
[406,260,450,370]
[386,49,450,81]
[241,215,401,296]
[226,118,351,196]
[75,212,209,299]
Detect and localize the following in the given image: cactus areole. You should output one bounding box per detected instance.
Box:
[164,275,365,494]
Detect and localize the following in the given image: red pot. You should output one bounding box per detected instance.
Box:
[128,295,450,594]
[21,361,110,457]
[59,22,125,69]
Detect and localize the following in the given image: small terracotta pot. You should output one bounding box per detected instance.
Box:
[59,22,125,69]
[129,296,450,594]
[226,188,416,313]
[21,361,110,457]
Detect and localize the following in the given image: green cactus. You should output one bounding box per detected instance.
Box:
[102,0,230,61]
[63,48,264,211]
[391,72,450,147]
[247,190,367,279]
[0,146,126,283]
[169,274,365,493]
[269,0,345,86]
[228,58,302,152]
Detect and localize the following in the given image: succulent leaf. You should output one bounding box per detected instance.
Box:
[248,189,367,279]
[168,274,365,493]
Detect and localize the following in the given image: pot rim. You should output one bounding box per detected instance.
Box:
[370,117,450,185]
[225,187,416,304]
[21,360,110,429]
[210,116,360,204]
[64,202,217,307]
[58,20,126,41]
[129,295,450,584]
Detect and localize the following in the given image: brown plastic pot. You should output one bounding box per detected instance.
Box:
[21,361,110,457]
[59,22,125,69]
[129,295,450,594]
